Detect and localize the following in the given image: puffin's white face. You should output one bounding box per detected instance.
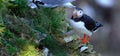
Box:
[73,10,84,18]
[77,10,84,18]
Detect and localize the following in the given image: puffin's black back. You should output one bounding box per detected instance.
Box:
[71,14,103,31]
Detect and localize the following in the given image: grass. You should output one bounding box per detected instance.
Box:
[0,0,68,56]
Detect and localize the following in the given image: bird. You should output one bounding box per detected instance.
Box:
[28,0,75,8]
[68,7,103,44]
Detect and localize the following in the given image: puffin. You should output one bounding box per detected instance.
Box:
[69,7,103,44]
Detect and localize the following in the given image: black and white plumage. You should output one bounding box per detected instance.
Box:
[28,0,75,8]
[69,7,103,36]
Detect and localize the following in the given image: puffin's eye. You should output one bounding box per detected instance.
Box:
[79,11,82,13]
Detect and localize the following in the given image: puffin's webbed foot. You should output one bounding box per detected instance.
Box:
[78,34,90,44]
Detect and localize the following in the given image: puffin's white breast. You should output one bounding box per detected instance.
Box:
[69,20,92,36]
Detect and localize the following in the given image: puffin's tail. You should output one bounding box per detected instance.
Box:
[93,22,103,31]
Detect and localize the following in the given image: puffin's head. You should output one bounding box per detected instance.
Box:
[73,7,84,18]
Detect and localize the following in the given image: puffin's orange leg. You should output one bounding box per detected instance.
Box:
[78,34,90,44]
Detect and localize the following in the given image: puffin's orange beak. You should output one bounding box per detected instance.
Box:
[73,12,77,18]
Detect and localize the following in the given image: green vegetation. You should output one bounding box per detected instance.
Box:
[0,0,100,56]
[0,0,67,56]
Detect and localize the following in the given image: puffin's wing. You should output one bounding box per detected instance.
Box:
[41,0,75,5]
